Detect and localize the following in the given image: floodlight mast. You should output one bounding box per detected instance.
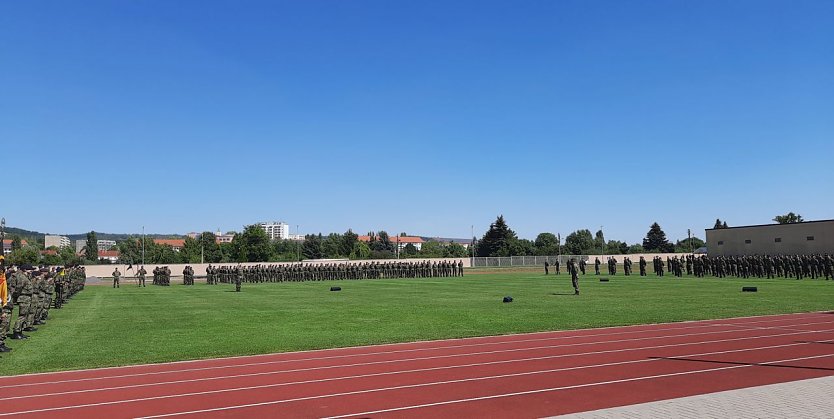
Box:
[1,218,5,255]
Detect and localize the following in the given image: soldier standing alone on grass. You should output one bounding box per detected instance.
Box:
[568,258,580,295]
[137,266,146,287]
[112,268,121,288]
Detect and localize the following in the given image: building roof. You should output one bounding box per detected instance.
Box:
[425,237,474,245]
[2,239,29,247]
[40,249,58,256]
[358,235,424,244]
[705,219,834,231]
[98,250,120,258]
[153,239,185,248]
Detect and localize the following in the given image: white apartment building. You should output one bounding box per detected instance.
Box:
[97,240,117,251]
[44,235,71,249]
[257,221,290,240]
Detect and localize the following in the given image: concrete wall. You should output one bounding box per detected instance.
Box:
[706,220,834,256]
[82,258,471,279]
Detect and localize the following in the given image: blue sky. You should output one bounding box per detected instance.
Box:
[1,0,832,243]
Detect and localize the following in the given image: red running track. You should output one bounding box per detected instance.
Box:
[1,312,833,418]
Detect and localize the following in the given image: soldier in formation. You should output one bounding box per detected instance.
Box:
[2,262,86,350]
[211,260,465,284]
[607,257,617,275]
[152,266,171,286]
[594,257,601,275]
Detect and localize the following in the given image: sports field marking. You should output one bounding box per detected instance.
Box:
[4,326,830,402]
[134,352,834,419]
[5,317,831,390]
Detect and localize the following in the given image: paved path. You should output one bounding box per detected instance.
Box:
[558,374,834,418]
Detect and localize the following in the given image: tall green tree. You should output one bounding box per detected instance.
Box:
[85,231,98,261]
[341,229,358,258]
[302,234,323,259]
[7,246,40,265]
[642,223,673,252]
[564,229,594,255]
[321,233,343,258]
[594,230,605,253]
[447,242,469,258]
[231,225,273,262]
[420,241,447,258]
[773,212,804,224]
[59,245,82,266]
[198,232,222,263]
[534,233,559,256]
[475,215,518,257]
[402,243,418,257]
[351,241,371,259]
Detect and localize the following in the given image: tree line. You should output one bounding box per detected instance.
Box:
[473,216,704,258]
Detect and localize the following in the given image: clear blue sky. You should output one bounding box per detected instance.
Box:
[2,0,832,243]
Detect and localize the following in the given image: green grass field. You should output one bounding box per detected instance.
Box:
[2,270,832,376]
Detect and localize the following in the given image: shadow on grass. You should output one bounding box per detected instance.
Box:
[649,356,834,372]
[550,292,579,296]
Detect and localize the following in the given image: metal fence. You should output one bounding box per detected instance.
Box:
[471,255,589,268]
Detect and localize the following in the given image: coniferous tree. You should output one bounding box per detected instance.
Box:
[642,223,673,252]
[85,231,98,261]
[475,215,518,257]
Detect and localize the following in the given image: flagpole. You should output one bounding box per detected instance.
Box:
[141,226,145,266]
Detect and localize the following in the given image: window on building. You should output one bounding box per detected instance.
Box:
[717,241,724,246]
[774,238,781,243]
[745,239,752,244]
[807,236,815,241]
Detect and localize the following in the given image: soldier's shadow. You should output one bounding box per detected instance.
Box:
[550,292,577,296]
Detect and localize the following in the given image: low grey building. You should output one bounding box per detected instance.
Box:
[706,219,834,256]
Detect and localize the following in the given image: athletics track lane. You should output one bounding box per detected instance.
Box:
[0,312,831,418]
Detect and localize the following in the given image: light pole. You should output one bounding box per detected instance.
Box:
[1,218,5,256]
[296,225,300,262]
[600,225,604,261]
[141,226,145,266]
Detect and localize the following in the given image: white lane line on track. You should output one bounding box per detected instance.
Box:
[321,352,834,419]
[2,311,826,380]
[133,352,834,419]
[4,317,832,390]
[5,327,832,402]
[3,337,832,416]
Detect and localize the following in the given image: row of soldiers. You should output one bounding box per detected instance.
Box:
[0,257,86,352]
[207,260,465,284]
[694,254,834,279]
[548,254,834,280]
